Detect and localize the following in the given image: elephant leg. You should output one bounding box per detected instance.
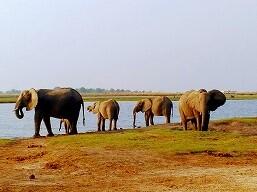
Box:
[65,125,69,134]
[97,115,101,132]
[196,116,202,131]
[34,111,43,138]
[150,113,154,126]
[69,118,78,135]
[109,119,113,131]
[145,113,150,127]
[113,119,117,130]
[191,119,197,131]
[43,116,54,137]
[102,119,106,131]
[166,114,171,124]
[179,108,187,130]
[182,120,188,131]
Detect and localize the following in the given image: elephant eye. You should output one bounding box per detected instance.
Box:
[24,94,31,100]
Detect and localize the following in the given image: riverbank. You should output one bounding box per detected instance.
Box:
[0,92,257,103]
[0,117,257,191]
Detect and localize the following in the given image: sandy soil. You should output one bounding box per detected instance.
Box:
[1,122,257,192]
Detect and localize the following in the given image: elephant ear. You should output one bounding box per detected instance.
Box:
[187,90,206,112]
[92,102,100,114]
[27,88,38,111]
[142,98,152,112]
[207,90,226,111]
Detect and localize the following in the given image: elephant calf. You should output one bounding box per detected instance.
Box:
[59,119,71,134]
[133,96,173,128]
[87,99,120,131]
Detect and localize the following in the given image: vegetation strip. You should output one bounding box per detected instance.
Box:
[0,92,257,103]
[1,118,257,156]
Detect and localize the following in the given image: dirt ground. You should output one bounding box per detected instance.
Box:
[1,121,257,192]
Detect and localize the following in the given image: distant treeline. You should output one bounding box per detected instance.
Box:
[0,88,256,95]
[0,87,148,94]
[76,87,144,94]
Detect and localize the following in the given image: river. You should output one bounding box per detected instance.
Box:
[0,100,256,138]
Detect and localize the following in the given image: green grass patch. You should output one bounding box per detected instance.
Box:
[0,139,13,146]
[0,96,17,103]
[46,126,257,155]
[213,117,257,125]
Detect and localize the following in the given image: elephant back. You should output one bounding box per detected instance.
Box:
[179,91,196,119]
[186,91,204,113]
[99,99,119,119]
[152,96,171,116]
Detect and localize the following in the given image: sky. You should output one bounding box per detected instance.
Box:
[0,0,256,92]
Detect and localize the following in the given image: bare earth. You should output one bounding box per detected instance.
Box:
[1,122,257,192]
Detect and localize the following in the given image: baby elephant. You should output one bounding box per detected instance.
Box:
[87,99,119,131]
[59,119,71,134]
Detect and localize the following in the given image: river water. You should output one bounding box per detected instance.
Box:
[0,100,256,138]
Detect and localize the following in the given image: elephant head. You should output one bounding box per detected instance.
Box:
[87,102,100,114]
[14,88,38,119]
[133,98,152,128]
[201,89,226,130]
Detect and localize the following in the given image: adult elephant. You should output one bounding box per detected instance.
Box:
[87,99,119,131]
[14,88,85,137]
[133,96,173,128]
[179,89,226,131]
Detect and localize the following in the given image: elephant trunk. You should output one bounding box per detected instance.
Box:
[202,111,210,131]
[133,109,137,128]
[201,95,209,131]
[15,108,24,119]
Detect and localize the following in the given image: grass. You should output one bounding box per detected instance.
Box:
[46,124,257,155]
[0,92,257,103]
[0,118,256,156]
[213,117,257,125]
[0,96,17,103]
[0,139,13,146]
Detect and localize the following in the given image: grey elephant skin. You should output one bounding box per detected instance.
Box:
[14,88,85,137]
[133,96,173,128]
[179,89,226,131]
[87,99,120,131]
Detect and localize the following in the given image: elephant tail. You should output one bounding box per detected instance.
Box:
[59,119,63,131]
[82,100,85,126]
[171,102,174,117]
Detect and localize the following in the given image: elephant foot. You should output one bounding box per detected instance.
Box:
[69,131,78,135]
[47,133,54,137]
[113,128,117,131]
[69,129,78,135]
[33,134,41,139]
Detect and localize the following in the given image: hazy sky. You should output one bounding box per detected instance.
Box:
[0,0,256,92]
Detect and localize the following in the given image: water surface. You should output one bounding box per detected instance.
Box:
[0,100,256,138]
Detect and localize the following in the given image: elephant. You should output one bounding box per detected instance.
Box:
[179,89,226,131]
[87,99,119,131]
[14,88,85,137]
[133,96,173,128]
[59,119,71,134]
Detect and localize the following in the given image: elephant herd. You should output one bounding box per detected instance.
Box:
[13,87,226,138]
